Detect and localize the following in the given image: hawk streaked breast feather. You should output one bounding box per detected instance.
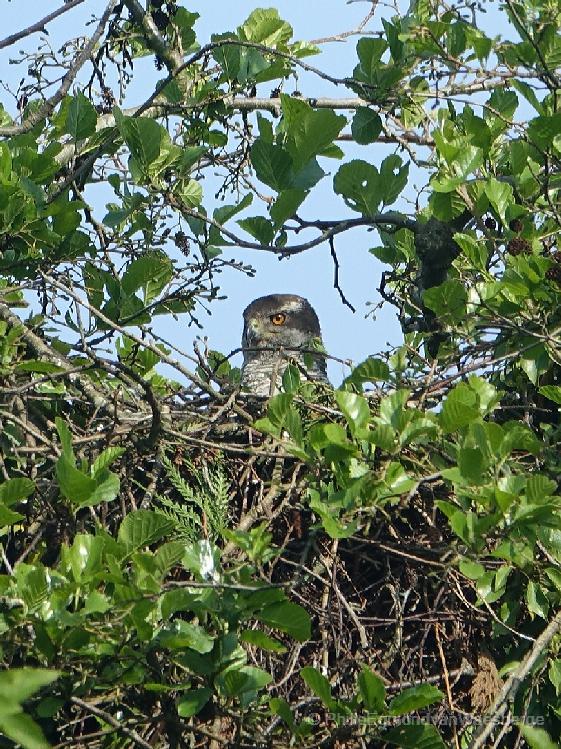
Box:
[240,294,328,396]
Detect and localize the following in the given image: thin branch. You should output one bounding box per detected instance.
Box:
[38,271,219,398]
[0,0,86,51]
[165,191,416,256]
[70,697,153,749]
[329,236,356,312]
[0,0,118,137]
[0,301,108,410]
[309,0,379,44]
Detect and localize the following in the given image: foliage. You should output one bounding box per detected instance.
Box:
[2,0,561,747]
[155,455,230,541]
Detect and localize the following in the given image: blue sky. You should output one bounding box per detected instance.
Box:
[0,1,510,382]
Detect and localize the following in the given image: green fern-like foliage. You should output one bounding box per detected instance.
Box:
[156,455,230,541]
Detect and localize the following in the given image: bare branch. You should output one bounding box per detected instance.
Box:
[309,0,380,44]
[0,0,118,137]
[70,698,153,749]
[0,0,86,51]
[165,191,417,255]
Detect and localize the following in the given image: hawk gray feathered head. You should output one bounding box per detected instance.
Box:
[240,294,328,396]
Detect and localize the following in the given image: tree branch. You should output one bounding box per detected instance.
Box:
[0,301,108,411]
[121,0,183,73]
[70,697,153,749]
[165,191,417,255]
[38,271,219,398]
[0,0,86,51]
[467,609,561,749]
[0,0,118,137]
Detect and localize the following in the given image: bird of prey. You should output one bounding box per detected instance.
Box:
[240,294,328,396]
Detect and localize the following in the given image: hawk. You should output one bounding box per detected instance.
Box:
[240,294,328,396]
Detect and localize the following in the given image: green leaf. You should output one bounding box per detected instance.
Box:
[178,178,203,207]
[154,541,186,575]
[388,685,444,716]
[241,629,287,653]
[484,178,514,222]
[301,666,335,708]
[173,8,198,49]
[213,192,253,226]
[335,390,370,431]
[238,665,271,692]
[0,505,24,526]
[511,80,544,115]
[423,280,467,323]
[118,510,174,549]
[16,359,65,374]
[517,724,560,749]
[280,95,345,170]
[177,687,212,717]
[55,417,74,462]
[357,667,386,713]
[310,422,355,452]
[0,668,60,705]
[549,659,561,697]
[459,560,485,580]
[334,160,382,216]
[269,697,294,729]
[526,580,549,619]
[65,533,104,581]
[237,216,274,244]
[66,93,97,140]
[458,447,486,483]
[345,357,390,385]
[56,456,96,504]
[250,140,293,191]
[79,469,120,508]
[159,621,214,653]
[540,385,561,405]
[440,383,480,432]
[527,113,561,150]
[454,232,487,269]
[92,446,125,475]
[0,478,35,507]
[258,601,311,641]
[351,107,382,144]
[122,252,173,300]
[0,713,51,749]
[282,364,301,393]
[218,665,271,699]
[379,154,409,205]
[117,114,163,167]
[267,393,293,427]
[380,722,446,748]
[526,475,557,502]
[270,189,306,227]
[354,37,388,84]
[239,7,293,46]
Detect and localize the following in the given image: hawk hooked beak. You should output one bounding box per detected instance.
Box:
[243,317,261,345]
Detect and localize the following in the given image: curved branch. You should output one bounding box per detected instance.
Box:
[165,191,417,255]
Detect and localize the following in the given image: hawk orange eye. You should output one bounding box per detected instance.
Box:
[270,312,287,326]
